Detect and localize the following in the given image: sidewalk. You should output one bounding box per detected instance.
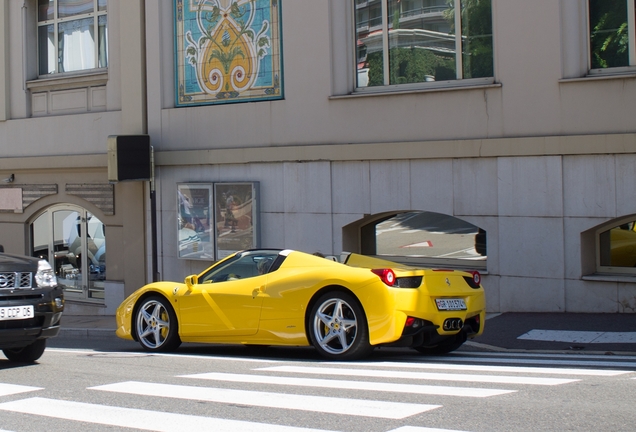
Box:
[59,315,117,339]
[465,312,636,355]
[58,312,636,355]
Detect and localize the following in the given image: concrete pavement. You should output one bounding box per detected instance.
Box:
[58,312,636,355]
[465,312,636,355]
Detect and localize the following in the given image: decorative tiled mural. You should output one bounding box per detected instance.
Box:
[175,0,283,106]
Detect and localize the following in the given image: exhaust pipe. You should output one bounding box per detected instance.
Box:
[443,318,463,331]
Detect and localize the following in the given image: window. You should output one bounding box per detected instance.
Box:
[597,217,636,275]
[354,0,493,89]
[348,211,487,270]
[37,0,108,75]
[588,0,636,73]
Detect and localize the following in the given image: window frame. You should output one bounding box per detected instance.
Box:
[36,0,108,77]
[352,0,495,93]
[587,0,636,76]
[595,215,636,276]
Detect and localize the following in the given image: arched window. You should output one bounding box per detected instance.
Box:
[596,216,636,275]
[30,204,106,302]
[344,211,486,270]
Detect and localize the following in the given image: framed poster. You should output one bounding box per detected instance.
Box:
[214,182,260,259]
[177,183,214,259]
[174,0,283,106]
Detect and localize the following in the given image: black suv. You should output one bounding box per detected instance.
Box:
[0,245,64,362]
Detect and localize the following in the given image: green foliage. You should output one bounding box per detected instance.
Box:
[367,52,383,86]
[445,0,493,78]
[589,0,629,69]
[461,0,493,78]
[367,48,455,86]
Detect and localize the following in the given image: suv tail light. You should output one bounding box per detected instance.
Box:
[371,268,396,286]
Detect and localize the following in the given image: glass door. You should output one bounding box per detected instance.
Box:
[30,205,106,302]
[86,212,106,299]
[53,208,83,296]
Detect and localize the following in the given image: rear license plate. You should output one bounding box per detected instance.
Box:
[0,305,34,321]
[435,298,467,311]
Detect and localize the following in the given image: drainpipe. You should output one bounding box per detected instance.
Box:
[150,146,159,282]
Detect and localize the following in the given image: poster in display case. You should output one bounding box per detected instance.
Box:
[214,182,260,259]
[177,182,260,260]
[177,183,213,259]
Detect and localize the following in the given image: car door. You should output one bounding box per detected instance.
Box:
[177,253,270,338]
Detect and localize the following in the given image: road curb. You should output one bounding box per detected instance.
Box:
[464,340,636,356]
[58,328,117,339]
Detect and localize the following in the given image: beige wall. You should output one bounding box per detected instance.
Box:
[1,0,635,314]
[149,0,636,155]
[144,1,636,314]
[0,167,147,293]
[0,1,9,122]
[0,1,149,312]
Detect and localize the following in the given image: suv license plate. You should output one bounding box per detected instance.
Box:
[436,299,467,311]
[0,306,34,321]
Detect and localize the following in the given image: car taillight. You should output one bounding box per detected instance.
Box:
[470,271,481,286]
[371,268,396,286]
[463,272,482,288]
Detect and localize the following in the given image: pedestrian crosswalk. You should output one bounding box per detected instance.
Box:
[254,365,580,385]
[0,351,634,432]
[0,397,332,432]
[0,384,42,398]
[91,381,439,419]
[179,372,514,397]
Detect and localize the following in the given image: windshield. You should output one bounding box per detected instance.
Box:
[199,251,281,283]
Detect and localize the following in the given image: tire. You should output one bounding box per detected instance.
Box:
[3,339,46,363]
[308,291,373,360]
[414,330,467,355]
[135,296,181,352]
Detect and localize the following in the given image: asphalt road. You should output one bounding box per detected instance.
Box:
[1,334,635,431]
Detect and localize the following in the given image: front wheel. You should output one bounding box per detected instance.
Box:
[135,296,181,352]
[308,291,373,360]
[3,339,46,363]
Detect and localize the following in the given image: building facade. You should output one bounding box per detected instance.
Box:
[1,0,636,315]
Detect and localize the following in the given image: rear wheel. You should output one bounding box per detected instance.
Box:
[414,331,467,355]
[135,296,181,352]
[3,339,46,363]
[308,291,373,360]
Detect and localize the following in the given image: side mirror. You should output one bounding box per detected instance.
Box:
[0,245,4,253]
[184,274,198,291]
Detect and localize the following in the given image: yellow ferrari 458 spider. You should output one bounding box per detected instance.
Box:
[115,249,485,360]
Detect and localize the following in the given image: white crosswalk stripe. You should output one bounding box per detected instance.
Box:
[332,360,632,376]
[0,384,42,397]
[388,427,470,432]
[256,365,581,385]
[443,351,636,368]
[179,372,516,397]
[0,397,336,432]
[90,380,440,419]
